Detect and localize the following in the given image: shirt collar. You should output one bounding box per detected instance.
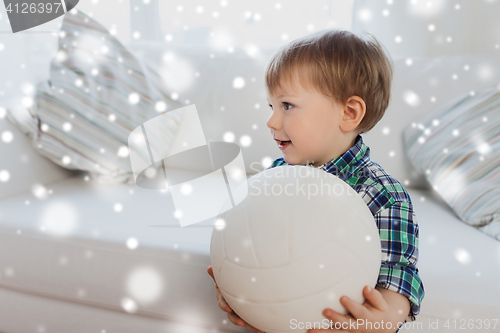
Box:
[306,134,369,180]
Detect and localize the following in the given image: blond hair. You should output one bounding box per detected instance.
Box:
[264,29,394,134]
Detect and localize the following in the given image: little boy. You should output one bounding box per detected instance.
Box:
[208,29,424,333]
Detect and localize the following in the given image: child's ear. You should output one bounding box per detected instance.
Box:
[340,96,366,132]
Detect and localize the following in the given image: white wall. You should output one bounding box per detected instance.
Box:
[352,0,500,57]
[156,0,353,49]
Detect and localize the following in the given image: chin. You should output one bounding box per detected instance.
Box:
[283,156,298,165]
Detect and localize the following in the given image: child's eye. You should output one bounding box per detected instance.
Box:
[283,102,294,111]
[268,102,293,111]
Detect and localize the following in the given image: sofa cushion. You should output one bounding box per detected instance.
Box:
[403,83,500,241]
[362,54,500,190]
[6,8,184,185]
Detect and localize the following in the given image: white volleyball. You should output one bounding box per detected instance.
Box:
[210,165,381,333]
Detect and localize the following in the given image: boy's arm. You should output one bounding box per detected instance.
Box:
[373,200,425,322]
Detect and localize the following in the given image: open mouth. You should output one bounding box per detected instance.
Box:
[278,140,292,149]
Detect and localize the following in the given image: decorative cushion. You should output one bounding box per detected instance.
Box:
[6,8,184,184]
[403,83,500,241]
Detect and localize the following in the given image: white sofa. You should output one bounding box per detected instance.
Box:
[1,43,500,333]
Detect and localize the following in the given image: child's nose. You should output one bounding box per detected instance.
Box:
[266,111,282,131]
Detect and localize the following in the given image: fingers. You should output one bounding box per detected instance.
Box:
[227,311,264,333]
[338,293,369,320]
[314,286,387,332]
[364,286,389,312]
[208,266,262,333]
[208,266,234,313]
[321,307,355,329]
[243,320,265,333]
[217,291,232,313]
[227,310,243,326]
[213,283,232,313]
[207,266,215,283]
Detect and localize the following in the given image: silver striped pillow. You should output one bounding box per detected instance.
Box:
[7,8,183,185]
[403,83,500,241]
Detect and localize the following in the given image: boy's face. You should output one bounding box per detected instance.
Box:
[266,75,348,167]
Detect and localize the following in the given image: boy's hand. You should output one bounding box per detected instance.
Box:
[308,286,402,333]
[207,266,265,333]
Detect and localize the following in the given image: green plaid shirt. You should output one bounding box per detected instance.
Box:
[266,134,425,328]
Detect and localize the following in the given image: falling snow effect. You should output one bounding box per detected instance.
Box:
[0,1,499,331]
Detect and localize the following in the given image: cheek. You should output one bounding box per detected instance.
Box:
[288,123,307,143]
[294,120,323,142]
[289,117,313,135]
[316,116,337,136]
